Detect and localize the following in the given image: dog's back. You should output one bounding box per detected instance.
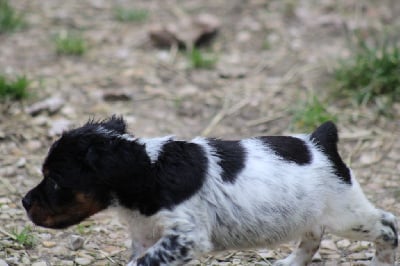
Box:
[184,122,352,250]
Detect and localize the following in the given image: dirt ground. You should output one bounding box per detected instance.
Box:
[1,0,400,265]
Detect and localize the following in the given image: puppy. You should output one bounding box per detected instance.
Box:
[22,116,398,266]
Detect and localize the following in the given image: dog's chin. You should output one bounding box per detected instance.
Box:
[28,210,89,229]
[27,202,101,229]
[26,191,108,229]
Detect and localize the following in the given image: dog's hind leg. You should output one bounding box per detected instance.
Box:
[273,226,324,266]
[326,181,398,265]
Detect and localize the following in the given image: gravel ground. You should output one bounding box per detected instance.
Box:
[1,0,400,265]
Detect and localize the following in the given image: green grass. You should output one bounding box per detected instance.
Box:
[0,74,29,100]
[333,41,400,106]
[11,226,36,248]
[55,31,87,56]
[0,0,24,33]
[292,96,337,131]
[114,7,148,22]
[188,48,218,69]
[75,223,93,235]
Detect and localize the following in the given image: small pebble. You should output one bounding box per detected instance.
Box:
[232,258,241,264]
[21,256,30,264]
[321,239,338,251]
[59,260,74,266]
[312,251,322,261]
[32,261,47,266]
[74,257,92,265]
[38,233,52,241]
[42,241,57,248]
[15,157,26,168]
[336,239,351,248]
[0,197,11,204]
[48,119,71,136]
[348,252,367,260]
[254,263,270,266]
[69,235,85,250]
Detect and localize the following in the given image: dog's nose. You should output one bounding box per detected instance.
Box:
[22,193,32,210]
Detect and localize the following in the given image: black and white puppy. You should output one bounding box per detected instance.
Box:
[22,116,398,266]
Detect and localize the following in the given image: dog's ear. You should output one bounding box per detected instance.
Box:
[84,146,99,170]
[100,115,127,134]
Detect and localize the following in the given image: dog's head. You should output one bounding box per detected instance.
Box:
[22,116,130,229]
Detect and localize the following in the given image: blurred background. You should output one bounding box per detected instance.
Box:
[0,0,399,265]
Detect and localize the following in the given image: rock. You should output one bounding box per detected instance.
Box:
[32,261,47,266]
[149,13,220,48]
[69,235,84,251]
[38,233,52,241]
[26,97,65,116]
[74,257,92,265]
[312,251,322,261]
[21,256,30,264]
[32,115,48,126]
[351,261,369,266]
[102,90,132,101]
[59,260,74,266]
[52,245,70,255]
[324,253,341,259]
[232,258,241,264]
[349,241,371,252]
[48,119,71,136]
[26,140,42,151]
[254,263,270,266]
[348,252,367,260]
[15,157,26,168]
[257,249,275,259]
[336,239,351,248]
[0,197,11,204]
[236,31,252,43]
[0,259,8,266]
[320,239,338,251]
[218,66,247,79]
[42,241,57,248]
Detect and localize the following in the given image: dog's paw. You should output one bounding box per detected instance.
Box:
[127,261,137,266]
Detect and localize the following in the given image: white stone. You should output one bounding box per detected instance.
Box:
[32,261,47,266]
[74,257,92,265]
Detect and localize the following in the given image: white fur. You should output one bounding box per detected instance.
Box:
[118,134,397,266]
[137,136,175,163]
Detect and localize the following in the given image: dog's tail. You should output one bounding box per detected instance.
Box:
[310,121,351,184]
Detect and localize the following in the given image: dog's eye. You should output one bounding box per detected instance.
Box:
[48,178,60,191]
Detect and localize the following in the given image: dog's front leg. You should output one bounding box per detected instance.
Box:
[127,233,203,266]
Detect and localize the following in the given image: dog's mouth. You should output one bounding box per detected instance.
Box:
[25,192,106,229]
[27,206,87,229]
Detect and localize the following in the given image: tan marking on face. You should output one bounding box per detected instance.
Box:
[74,192,105,217]
[28,191,105,228]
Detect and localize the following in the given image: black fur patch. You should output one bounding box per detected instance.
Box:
[310,121,351,184]
[113,140,208,216]
[259,136,312,165]
[382,218,399,247]
[208,139,246,183]
[151,141,208,213]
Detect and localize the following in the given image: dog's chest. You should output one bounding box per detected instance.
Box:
[117,209,162,256]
